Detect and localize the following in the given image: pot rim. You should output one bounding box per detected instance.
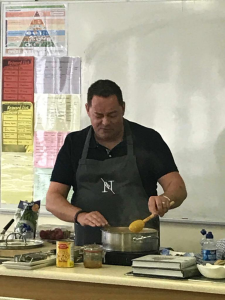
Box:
[101,226,158,234]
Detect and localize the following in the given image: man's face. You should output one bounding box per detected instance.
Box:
[85,95,125,142]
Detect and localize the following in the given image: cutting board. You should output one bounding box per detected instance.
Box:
[0,242,56,257]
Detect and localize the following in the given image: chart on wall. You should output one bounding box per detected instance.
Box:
[1,153,34,204]
[2,56,34,102]
[0,54,81,207]
[3,3,67,56]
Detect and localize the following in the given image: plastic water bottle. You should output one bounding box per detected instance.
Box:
[200,229,207,247]
[202,231,217,264]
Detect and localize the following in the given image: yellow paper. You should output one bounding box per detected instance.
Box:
[2,102,34,152]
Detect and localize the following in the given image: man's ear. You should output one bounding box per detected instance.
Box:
[122,102,125,116]
[85,103,90,116]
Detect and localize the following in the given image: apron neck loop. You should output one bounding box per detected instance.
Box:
[81,119,134,160]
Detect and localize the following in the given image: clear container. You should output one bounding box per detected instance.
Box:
[83,244,104,268]
[202,231,217,264]
[37,224,72,241]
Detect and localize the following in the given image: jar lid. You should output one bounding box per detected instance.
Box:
[83,244,103,253]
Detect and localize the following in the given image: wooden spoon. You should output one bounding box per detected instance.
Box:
[214,260,225,265]
[129,201,175,233]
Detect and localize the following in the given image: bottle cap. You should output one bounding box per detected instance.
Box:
[206,231,213,239]
[200,229,206,235]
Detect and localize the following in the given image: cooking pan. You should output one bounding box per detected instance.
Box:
[101,227,159,252]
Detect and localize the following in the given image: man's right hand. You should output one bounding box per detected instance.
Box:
[77,211,109,227]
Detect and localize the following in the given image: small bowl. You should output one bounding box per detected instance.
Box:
[197,263,225,279]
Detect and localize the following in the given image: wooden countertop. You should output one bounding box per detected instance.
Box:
[1,263,225,296]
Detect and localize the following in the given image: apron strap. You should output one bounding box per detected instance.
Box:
[81,126,92,160]
[81,119,134,160]
[124,119,133,156]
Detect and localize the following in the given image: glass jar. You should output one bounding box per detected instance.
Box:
[83,244,103,268]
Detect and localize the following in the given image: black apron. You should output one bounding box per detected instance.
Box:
[73,120,159,245]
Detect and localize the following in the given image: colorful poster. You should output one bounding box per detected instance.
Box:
[34,131,69,168]
[34,94,80,132]
[1,153,33,205]
[2,102,33,152]
[33,168,53,205]
[2,56,34,102]
[34,168,73,205]
[35,57,81,94]
[3,4,67,56]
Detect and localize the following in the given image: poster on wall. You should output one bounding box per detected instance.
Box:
[1,153,33,205]
[34,56,81,94]
[33,168,73,205]
[33,168,53,204]
[34,94,81,131]
[2,102,33,152]
[2,56,34,102]
[34,131,69,168]
[3,4,67,56]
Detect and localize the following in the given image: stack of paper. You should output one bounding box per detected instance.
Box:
[132,255,200,278]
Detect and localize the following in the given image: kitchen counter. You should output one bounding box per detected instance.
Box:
[0,263,225,300]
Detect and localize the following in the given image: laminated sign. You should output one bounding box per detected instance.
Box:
[2,101,34,152]
[2,56,34,102]
[3,4,67,56]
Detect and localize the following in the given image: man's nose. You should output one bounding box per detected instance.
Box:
[102,117,110,126]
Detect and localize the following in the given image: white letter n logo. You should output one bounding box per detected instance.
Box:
[101,178,115,194]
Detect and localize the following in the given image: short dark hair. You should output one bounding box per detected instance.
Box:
[87,79,124,106]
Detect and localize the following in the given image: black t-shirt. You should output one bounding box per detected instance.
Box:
[51,119,178,199]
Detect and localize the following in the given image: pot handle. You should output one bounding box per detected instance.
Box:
[132,235,159,241]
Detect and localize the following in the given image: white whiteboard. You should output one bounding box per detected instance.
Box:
[66,0,225,224]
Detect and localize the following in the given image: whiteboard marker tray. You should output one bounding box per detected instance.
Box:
[2,256,56,270]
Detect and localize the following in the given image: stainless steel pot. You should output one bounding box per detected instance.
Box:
[101,227,159,252]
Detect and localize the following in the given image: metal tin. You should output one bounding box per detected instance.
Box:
[56,241,74,268]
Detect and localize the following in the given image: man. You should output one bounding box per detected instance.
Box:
[46,79,187,245]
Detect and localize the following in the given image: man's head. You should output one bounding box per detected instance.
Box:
[86,80,125,143]
[87,79,124,107]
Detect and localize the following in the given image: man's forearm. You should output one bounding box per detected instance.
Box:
[162,179,187,209]
[46,192,81,222]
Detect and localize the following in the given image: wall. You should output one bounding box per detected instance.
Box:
[1,0,225,253]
